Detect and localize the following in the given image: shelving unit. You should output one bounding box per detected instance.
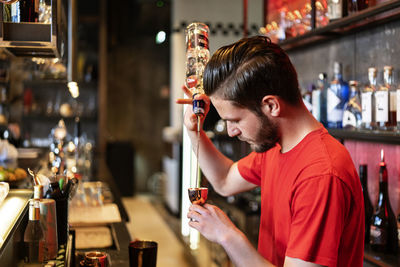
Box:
[279,0,400,51]
[0,0,67,58]
[329,129,400,144]
[264,1,400,265]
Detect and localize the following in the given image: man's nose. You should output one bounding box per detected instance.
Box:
[226,122,240,137]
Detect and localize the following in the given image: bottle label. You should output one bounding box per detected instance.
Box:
[327,0,343,20]
[370,225,387,245]
[327,86,342,122]
[343,110,356,127]
[389,91,397,112]
[375,91,389,122]
[312,90,321,121]
[397,89,400,122]
[361,92,372,123]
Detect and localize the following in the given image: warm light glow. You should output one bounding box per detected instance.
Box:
[68,81,80,98]
[0,190,32,248]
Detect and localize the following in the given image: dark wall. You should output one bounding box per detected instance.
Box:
[106,1,170,193]
[288,19,400,90]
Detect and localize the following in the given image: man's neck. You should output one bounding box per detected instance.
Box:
[278,104,322,153]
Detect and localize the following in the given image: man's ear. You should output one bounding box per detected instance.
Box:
[261,95,280,117]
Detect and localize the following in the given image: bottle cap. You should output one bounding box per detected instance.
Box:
[368,67,377,74]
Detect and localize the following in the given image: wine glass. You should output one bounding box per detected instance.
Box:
[188,187,208,205]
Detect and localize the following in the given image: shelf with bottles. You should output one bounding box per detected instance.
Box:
[262,0,400,52]
[0,0,67,57]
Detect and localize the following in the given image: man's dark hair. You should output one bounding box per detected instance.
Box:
[203,36,301,114]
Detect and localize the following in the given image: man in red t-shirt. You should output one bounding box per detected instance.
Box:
[177,36,364,267]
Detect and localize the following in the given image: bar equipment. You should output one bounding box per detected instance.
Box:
[188,187,208,205]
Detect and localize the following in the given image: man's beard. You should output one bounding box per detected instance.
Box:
[251,115,279,153]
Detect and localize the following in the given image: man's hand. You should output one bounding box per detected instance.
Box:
[176,86,211,132]
[187,203,237,244]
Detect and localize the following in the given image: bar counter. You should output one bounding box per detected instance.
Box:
[0,151,133,266]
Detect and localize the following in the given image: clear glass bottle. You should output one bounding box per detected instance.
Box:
[327,62,349,128]
[361,67,377,130]
[327,0,347,21]
[24,199,44,263]
[370,150,398,254]
[185,22,210,116]
[375,66,392,131]
[342,80,362,129]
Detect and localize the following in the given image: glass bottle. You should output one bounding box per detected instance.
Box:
[327,0,347,21]
[361,67,377,130]
[370,149,398,254]
[24,199,44,263]
[348,0,369,14]
[375,66,392,131]
[327,62,349,128]
[185,22,210,116]
[397,84,400,132]
[316,73,328,127]
[342,80,362,129]
[385,66,397,130]
[359,164,373,244]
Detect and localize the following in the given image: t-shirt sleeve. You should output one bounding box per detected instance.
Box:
[237,151,263,186]
[285,175,351,266]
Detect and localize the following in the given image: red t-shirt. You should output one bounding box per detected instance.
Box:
[237,127,364,267]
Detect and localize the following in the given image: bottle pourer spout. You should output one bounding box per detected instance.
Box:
[380,149,384,162]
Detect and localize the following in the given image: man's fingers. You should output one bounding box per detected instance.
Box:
[182,85,193,98]
[176,98,192,105]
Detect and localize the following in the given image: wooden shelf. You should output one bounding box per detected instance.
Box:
[364,244,400,267]
[279,0,400,51]
[328,128,400,144]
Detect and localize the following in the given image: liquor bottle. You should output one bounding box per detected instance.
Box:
[303,85,313,113]
[348,0,369,14]
[361,67,377,130]
[185,22,210,116]
[327,62,349,128]
[24,199,44,263]
[316,73,328,126]
[312,83,321,122]
[370,149,398,254]
[359,164,373,244]
[375,66,392,131]
[384,66,397,130]
[327,0,347,21]
[342,80,362,129]
[11,0,39,22]
[397,85,400,131]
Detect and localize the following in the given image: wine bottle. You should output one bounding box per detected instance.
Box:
[24,199,44,263]
[359,164,373,244]
[370,149,398,254]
